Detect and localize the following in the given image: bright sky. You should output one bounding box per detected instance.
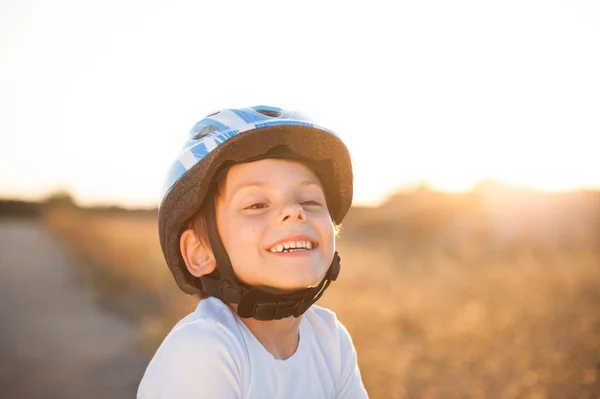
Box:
[1,0,599,208]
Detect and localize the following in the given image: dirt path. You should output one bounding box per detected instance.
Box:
[0,218,148,399]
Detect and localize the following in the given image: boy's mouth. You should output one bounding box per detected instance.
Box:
[266,236,319,253]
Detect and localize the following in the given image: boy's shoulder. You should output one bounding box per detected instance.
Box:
[167,297,242,344]
[137,298,247,397]
[148,298,246,363]
[139,299,244,378]
[304,303,340,331]
[305,304,353,344]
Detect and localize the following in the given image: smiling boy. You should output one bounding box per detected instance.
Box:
[137,106,368,398]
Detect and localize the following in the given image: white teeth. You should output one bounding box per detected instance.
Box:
[269,240,314,253]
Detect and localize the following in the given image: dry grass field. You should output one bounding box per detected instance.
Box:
[44,187,600,398]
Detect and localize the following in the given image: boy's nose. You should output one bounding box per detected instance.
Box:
[281,203,307,223]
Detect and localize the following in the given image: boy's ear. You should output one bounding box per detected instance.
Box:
[180,229,217,277]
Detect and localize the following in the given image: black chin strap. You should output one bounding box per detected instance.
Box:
[198,198,341,321]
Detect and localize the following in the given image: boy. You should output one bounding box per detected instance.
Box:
[138,106,368,398]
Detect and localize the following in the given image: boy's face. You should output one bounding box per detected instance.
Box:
[215,158,336,291]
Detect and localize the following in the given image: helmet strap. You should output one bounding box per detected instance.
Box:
[198,197,340,321]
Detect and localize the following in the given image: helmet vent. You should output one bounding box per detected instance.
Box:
[256,109,281,118]
[192,125,219,140]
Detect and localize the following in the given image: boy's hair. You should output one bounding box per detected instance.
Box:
[186,167,228,253]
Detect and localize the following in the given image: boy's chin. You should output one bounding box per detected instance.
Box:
[267,271,328,292]
[234,260,331,291]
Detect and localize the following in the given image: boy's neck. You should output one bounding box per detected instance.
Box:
[228,303,301,360]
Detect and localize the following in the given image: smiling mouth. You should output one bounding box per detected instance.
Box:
[267,239,318,253]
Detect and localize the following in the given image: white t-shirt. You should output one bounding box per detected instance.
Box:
[137,297,368,398]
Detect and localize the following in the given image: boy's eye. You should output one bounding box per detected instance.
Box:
[246,202,267,210]
[302,200,322,206]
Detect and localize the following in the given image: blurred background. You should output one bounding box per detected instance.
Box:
[1,0,599,398]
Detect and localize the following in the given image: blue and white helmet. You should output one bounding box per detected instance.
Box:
[158,105,353,294]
